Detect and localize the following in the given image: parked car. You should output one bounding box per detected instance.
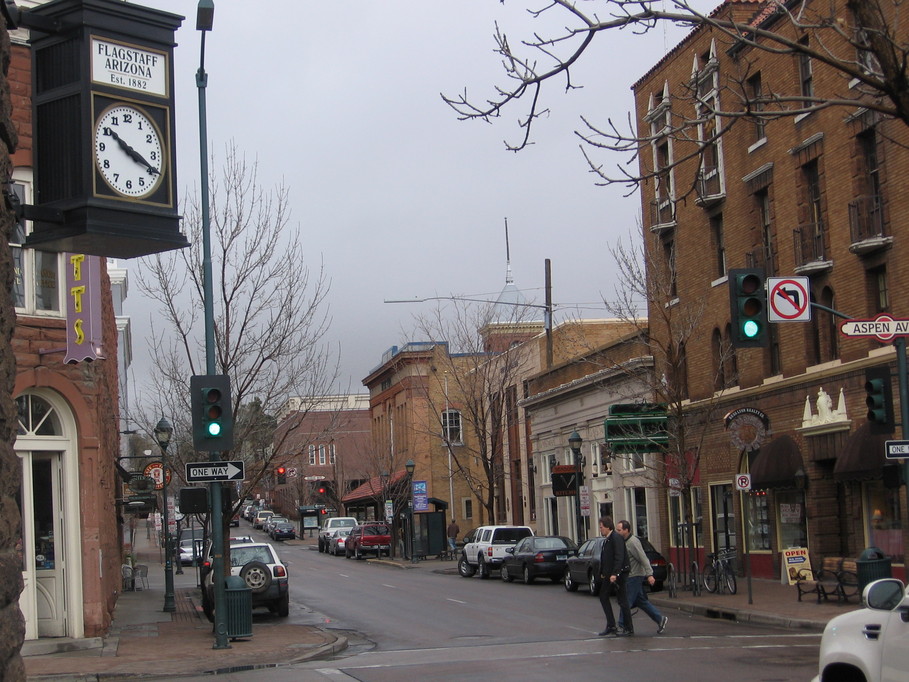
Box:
[269,519,296,541]
[178,538,203,566]
[264,515,288,535]
[253,510,274,529]
[201,541,289,620]
[242,504,257,521]
[318,517,358,553]
[458,525,534,579]
[327,528,351,556]
[813,578,909,682]
[500,535,578,584]
[564,536,668,595]
[345,523,391,559]
[229,512,240,527]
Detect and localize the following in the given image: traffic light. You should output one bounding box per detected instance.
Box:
[190,374,234,451]
[317,485,326,495]
[864,366,894,434]
[276,466,287,485]
[728,268,767,348]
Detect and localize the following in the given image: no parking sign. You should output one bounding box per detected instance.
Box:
[735,473,751,491]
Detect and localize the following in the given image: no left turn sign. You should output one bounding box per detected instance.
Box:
[768,277,811,322]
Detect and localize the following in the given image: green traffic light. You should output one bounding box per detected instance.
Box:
[743,319,760,338]
[207,422,222,437]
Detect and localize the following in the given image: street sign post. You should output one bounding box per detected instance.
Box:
[840,314,909,342]
[768,277,810,322]
[185,460,245,483]
[885,440,909,460]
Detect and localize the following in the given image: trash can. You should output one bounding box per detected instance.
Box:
[223,576,252,639]
[856,547,892,593]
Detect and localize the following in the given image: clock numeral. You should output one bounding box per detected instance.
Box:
[125,180,132,190]
[139,177,146,187]
[123,113,132,124]
[98,142,106,152]
[102,159,110,169]
[150,151,158,161]
[102,127,112,137]
[110,116,119,126]
[145,134,153,144]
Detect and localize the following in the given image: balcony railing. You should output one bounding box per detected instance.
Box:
[695,167,725,206]
[649,197,676,234]
[848,194,891,255]
[745,245,775,275]
[793,222,832,274]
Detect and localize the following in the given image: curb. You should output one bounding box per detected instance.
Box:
[650,596,825,632]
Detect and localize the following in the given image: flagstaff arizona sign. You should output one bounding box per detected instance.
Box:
[839,314,909,342]
[91,38,168,96]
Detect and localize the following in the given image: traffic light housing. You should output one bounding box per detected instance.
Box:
[728,268,768,348]
[190,374,234,451]
[317,485,326,495]
[276,466,287,485]
[864,366,894,434]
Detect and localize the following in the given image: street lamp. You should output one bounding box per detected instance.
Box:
[405,459,417,564]
[568,431,585,543]
[154,417,175,613]
[196,0,229,650]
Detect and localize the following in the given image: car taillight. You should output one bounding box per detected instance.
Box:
[487,547,493,557]
[202,560,211,569]
[273,565,286,577]
[534,552,545,563]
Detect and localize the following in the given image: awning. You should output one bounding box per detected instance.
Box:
[834,423,892,481]
[750,434,804,490]
[341,470,408,504]
[428,497,448,511]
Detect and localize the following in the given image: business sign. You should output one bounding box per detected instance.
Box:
[413,480,429,512]
[91,37,168,96]
[65,254,103,363]
[185,461,245,483]
[782,547,812,585]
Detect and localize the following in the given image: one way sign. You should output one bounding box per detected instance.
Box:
[185,461,245,483]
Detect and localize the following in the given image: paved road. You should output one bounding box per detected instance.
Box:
[150,526,821,680]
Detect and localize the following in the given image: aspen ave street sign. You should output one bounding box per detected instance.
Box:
[839,314,909,342]
[185,461,245,483]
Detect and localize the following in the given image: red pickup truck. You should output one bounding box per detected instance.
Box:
[345,523,391,559]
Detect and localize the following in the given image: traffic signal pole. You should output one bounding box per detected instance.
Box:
[896,339,909,496]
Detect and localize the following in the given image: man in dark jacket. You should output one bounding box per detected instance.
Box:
[598,516,633,636]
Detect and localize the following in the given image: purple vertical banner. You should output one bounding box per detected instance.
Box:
[65,254,103,363]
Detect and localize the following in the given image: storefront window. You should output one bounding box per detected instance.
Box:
[776,490,808,549]
[669,487,702,548]
[865,479,903,560]
[745,491,771,550]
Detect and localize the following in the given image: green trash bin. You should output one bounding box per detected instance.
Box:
[224,575,252,639]
[856,547,892,593]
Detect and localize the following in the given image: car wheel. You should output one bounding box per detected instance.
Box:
[565,569,578,592]
[588,571,600,596]
[355,545,362,560]
[478,555,489,579]
[458,554,477,578]
[201,589,214,623]
[318,540,324,553]
[523,565,534,585]
[501,565,513,582]
[275,591,289,618]
[240,561,273,594]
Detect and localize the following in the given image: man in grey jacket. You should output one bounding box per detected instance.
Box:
[617,520,668,634]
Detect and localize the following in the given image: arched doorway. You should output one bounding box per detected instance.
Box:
[16,390,83,639]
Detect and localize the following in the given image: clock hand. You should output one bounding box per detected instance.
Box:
[105,128,160,175]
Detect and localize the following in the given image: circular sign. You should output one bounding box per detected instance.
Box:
[735,474,752,491]
[143,461,171,490]
[769,278,810,321]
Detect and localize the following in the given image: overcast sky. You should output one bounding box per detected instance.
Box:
[126,0,712,398]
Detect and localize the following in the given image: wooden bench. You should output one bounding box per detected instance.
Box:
[795,557,859,603]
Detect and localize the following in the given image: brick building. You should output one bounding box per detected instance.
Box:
[10,12,125,640]
[634,0,908,579]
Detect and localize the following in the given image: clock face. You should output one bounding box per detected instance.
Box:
[94,104,165,199]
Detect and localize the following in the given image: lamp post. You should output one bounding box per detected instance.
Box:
[405,459,417,564]
[154,417,176,613]
[196,0,229,650]
[568,431,585,543]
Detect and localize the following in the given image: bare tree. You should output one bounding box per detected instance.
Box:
[134,143,338,516]
[411,300,542,524]
[444,0,909,189]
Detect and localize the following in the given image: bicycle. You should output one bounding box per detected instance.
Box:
[689,560,701,596]
[703,549,737,595]
[667,562,678,598]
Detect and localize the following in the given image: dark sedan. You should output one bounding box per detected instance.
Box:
[269,520,296,541]
[500,535,577,584]
[564,536,667,595]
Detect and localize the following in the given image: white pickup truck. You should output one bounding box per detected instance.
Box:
[458,525,533,579]
[813,578,909,682]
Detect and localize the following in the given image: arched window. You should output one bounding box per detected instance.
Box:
[17,394,63,437]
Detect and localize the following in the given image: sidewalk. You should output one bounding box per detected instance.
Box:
[24,534,859,679]
[23,532,346,681]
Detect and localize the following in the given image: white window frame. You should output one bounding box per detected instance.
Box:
[318,444,326,465]
[308,444,316,466]
[441,408,462,445]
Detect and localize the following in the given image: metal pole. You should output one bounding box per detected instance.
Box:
[895,339,909,496]
[410,480,418,564]
[175,515,183,575]
[573,446,583,543]
[197,5,229,649]
[159,440,175,612]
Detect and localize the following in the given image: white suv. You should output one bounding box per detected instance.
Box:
[458,525,534,579]
[813,578,909,681]
[201,540,289,620]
